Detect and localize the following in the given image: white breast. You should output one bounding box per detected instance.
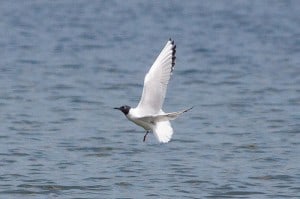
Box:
[126,108,153,131]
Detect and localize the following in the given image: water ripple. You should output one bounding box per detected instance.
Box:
[0,1,299,198]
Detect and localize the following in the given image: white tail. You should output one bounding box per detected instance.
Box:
[139,107,193,143]
[153,120,173,143]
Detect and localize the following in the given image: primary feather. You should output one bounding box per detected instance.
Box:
[136,39,176,115]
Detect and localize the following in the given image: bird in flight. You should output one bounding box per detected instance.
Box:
[115,39,192,143]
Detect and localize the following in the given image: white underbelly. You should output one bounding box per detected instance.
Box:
[128,117,152,131]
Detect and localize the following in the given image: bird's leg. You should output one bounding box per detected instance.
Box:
[143,131,149,142]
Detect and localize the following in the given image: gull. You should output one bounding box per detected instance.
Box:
[115,39,192,143]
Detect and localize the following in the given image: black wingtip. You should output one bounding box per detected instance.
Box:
[183,106,194,113]
[169,38,175,44]
[171,41,176,71]
[172,45,176,55]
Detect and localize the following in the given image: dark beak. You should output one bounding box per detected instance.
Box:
[114,107,120,110]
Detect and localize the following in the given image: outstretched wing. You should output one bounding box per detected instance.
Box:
[136,39,176,115]
[139,107,193,123]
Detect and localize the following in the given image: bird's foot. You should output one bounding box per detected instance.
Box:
[143,131,149,142]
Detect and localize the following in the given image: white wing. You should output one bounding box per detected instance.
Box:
[136,39,176,115]
[139,107,193,123]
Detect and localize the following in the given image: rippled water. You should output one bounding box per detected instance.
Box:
[0,1,299,198]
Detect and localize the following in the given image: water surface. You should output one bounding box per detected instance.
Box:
[0,1,299,198]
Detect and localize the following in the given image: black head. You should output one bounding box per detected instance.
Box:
[114,105,131,115]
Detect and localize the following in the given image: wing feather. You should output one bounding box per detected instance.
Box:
[136,39,176,115]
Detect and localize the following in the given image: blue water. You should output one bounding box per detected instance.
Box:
[0,1,299,198]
